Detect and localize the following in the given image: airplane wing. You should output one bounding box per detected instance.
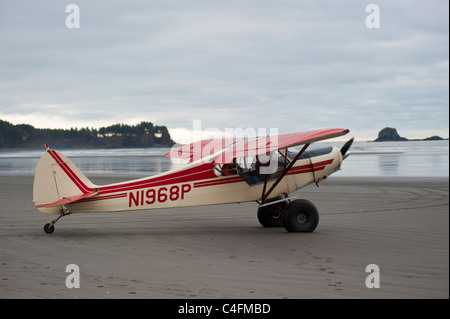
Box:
[165,138,242,162]
[166,128,349,164]
[215,128,349,164]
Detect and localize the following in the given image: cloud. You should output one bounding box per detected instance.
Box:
[0,0,448,141]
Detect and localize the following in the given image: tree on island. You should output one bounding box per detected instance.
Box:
[0,119,175,149]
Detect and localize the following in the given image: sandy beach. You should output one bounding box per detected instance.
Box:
[0,175,448,299]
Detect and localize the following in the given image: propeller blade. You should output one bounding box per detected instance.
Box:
[340,138,354,158]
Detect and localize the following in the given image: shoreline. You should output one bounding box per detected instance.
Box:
[0,175,448,299]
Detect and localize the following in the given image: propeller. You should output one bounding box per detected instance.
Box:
[340,137,354,160]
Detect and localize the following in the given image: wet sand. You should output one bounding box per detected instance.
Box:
[0,175,448,299]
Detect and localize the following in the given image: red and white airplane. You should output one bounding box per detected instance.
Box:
[33,128,353,234]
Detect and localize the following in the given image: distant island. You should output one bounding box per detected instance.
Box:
[373,127,446,142]
[0,119,175,149]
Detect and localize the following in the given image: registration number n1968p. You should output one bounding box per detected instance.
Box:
[128,184,192,207]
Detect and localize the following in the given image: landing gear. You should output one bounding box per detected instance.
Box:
[258,199,319,233]
[43,206,71,234]
[257,200,287,227]
[282,199,319,233]
[43,223,55,234]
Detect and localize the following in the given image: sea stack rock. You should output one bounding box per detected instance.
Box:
[374,127,408,142]
[424,136,444,141]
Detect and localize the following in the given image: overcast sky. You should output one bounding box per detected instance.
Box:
[0,0,448,142]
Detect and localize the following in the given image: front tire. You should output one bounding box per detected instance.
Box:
[282,199,319,233]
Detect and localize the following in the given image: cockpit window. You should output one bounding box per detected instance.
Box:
[236,151,290,186]
[213,145,334,184]
[213,163,238,177]
[286,146,333,161]
[235,155,257,172]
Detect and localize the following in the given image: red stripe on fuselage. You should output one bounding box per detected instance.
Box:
[77,193,127,203]
[193,176,243,188]
[97,163,216,195]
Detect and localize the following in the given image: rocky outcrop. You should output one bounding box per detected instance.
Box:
[423,136,444,141]
[373,127,446,142]
[374,127,408,142]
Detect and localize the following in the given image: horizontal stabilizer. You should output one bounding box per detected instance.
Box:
[36,191,98,208]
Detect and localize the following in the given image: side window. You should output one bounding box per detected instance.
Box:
[235,151,290,186]
[235,155,256,172]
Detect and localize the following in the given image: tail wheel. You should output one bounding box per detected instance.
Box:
[257,201,287,227]
[43,223,55,234]
[282,199,319,233]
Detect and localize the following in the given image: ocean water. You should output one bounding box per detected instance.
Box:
[0,140,448,178]
[335,140,449,177]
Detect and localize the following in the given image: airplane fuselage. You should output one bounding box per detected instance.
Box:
[36,146,343,214]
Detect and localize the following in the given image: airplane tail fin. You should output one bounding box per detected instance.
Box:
[33,145,98,214]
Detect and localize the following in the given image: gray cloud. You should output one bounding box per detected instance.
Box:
[0,0,448,141]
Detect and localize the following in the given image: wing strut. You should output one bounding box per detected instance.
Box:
[261,143,310,204]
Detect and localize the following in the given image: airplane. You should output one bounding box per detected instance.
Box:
[33,128,353,234]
